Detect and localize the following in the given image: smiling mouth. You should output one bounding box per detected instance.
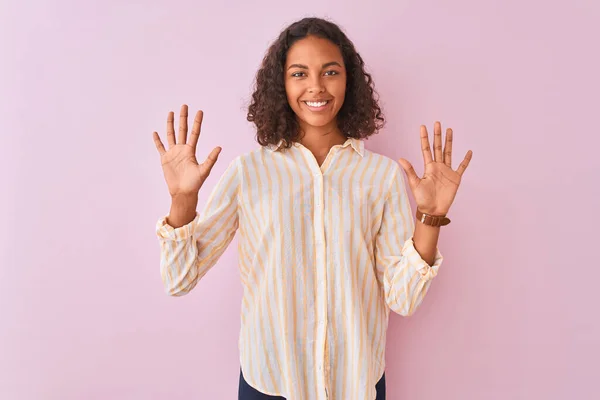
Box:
[303,100,330,111]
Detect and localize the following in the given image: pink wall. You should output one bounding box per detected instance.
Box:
[1,0,598,398]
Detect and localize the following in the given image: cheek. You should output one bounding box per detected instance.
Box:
[328,75,346,93]
[285,84,302,108]
[331,82,346,106]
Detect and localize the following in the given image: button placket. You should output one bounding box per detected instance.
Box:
[312,168,328,398]
[301,144,334,399]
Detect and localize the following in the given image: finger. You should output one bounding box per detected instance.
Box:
[178,104,188,145]
[433,121,443,162]
[398,158,421,189]
[457,150,473,177]
[188,110,204,150]
[166,111,176,148]
[201,146,222,175]
[420,125,433,165]
[153,131,167,155]
[444,128,453,168]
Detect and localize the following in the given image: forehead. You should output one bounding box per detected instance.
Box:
[285,36,344,67]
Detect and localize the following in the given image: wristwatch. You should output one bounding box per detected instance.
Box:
[416,209,451,227]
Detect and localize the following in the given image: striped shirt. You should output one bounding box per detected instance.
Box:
[156,137,443,400]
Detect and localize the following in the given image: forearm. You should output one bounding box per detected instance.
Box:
[412,218,441,266]
[377,211,443,316]
[159,236,201,296]
[379,219,441,315]
[166,194,199,228]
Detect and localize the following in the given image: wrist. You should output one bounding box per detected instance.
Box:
[416,208,451,227]
[167,194,198,228]
[417,207,448,216]
[171,192,198,204]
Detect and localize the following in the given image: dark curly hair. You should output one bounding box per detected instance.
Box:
[247,17,385,150]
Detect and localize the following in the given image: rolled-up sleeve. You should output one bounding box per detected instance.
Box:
[156,157,240,296]
[374,163,444,316]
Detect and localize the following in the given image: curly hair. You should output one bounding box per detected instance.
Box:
[247,17,385,150]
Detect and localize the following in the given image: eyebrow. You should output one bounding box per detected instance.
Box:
[287,61,342,70]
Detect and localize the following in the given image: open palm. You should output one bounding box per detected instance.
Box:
[152,105,222,198]
[398,122,473,216]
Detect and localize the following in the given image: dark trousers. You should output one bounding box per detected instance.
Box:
[239,368,386,399]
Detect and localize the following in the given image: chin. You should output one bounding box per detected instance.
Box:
[303,118,334,128]
[299,112,338,127]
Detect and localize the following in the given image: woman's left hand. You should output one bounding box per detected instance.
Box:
[398,122,473,216]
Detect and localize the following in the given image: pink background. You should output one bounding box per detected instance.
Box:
[1,0,598,398]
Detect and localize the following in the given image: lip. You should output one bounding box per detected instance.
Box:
[302,100,332,112]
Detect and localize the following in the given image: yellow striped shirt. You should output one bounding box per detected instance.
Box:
[156,137,443,400]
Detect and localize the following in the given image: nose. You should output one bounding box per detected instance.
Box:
[307,75,325,93]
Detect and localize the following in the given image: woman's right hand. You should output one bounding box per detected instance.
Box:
[153,104,222,198]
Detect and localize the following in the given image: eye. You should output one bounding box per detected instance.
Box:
[291,71,305,78]
[324,70,339,76]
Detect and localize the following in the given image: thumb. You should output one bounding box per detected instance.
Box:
[200,146,222,175]
[398,158,420,189]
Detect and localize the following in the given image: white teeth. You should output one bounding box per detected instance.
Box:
[305,101,328,107]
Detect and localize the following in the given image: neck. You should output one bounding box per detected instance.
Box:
[297,121,347,158]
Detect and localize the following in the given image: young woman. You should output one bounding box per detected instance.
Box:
[152,17,472,400]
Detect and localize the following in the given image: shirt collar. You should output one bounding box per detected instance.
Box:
[267,137,364,157]
[345,137,365,157]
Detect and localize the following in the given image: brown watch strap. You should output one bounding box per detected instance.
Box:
[416,209,451,227]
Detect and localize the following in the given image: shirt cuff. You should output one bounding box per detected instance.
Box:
[155,212,200,241]
[401,236,444,281]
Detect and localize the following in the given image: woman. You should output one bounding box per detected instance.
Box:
[152,17,472,400]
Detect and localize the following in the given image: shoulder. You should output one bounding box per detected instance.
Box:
[227,146,279,177]
[362,148,402,174]
[237,146,268,161]
[361,148,406,198]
